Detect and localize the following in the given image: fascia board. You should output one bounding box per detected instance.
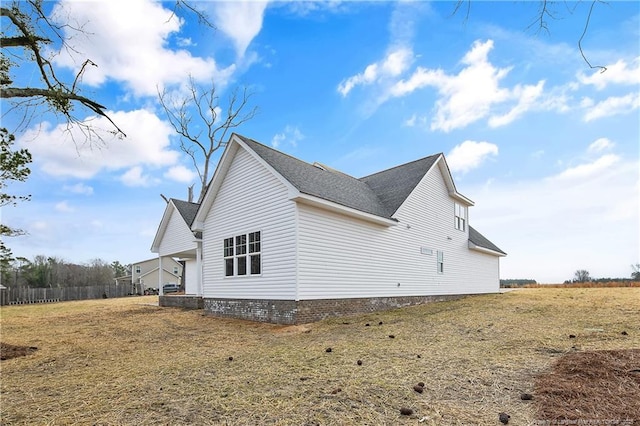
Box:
[468,242,507,257]
[292,193,398,227]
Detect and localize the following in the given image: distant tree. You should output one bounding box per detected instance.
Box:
[573,269,591,283]
[86,258,113,286]
[158,77,257,203]
[111,261,129,278]
[0,127,32,267]
[632,264,640,281]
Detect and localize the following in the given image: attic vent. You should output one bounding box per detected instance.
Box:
[312,162,344,174]
[312,162,327,171]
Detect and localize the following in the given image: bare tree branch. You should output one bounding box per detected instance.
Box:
[1,2,126,138]
[450,0,609,71]
[579,0,607,73]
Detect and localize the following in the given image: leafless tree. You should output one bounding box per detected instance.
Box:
[573,269,591,283]
[158,77,257,203]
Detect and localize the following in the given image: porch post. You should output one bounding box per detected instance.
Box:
[158,255,164,296]
[196,240,203,297]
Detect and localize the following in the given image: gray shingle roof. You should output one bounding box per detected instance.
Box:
[234,134,504,257]
[237,135,393,218]
[360,154,440,215]
[469,226,506,255]
[171,199,200,227]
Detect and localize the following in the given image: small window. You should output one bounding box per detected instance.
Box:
[223,238,234,276]
[173,267,179,275]
[135,265,141,274]
[223,232,261,277]
[249,231,261,275]
[454,203,466,231]
[437,251,444,274]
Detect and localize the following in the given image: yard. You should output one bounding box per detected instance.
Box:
[1,288,638,425]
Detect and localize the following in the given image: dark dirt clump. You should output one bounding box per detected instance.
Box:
[1,342,38,360]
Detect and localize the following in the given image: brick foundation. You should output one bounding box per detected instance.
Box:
[203,294,467,324]
[159,295,204,309]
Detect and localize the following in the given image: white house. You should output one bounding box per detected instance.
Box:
[116,257,183,295]
[184,134,505,324]
[151,198,202,296]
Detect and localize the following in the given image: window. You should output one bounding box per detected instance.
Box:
[249,231,261,275]
[224,231,261,277]
[135,265,141,274]
[437,251,444,274]
[454,203,466,231]
[173,267,179,275]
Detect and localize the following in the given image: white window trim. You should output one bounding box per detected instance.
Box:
[454,203,466,232]
[437,250,444,274]
[223,231,262,278]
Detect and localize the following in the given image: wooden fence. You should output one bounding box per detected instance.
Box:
[0,283,131,306]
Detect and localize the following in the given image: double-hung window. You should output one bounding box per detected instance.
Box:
[224,231,261,277]
[454,203,466,231]
[437,251,444,274]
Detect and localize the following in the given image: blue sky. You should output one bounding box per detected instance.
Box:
[3,1,638,283]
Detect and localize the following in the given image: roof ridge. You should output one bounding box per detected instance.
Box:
[238,135,368,186]
[359,152,442,180]
[170,198,200,207]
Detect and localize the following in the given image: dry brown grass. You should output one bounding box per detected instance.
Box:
[524,282,640,288]
[1,288,638,425]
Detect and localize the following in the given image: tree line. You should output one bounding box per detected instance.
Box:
[1,257,129,289]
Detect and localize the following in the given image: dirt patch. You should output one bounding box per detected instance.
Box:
[1,342,38,360]
[534,349,640,424]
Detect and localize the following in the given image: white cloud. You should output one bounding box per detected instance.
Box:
[583,92,640,121]
[389,40,546,132]
[271,125,305,148]
[63,183,94,195]
[488,80,545,127]
[403,114,427,128]
[338,48,413,97]
[55,201,74,213]
[531,150,545,159]
[50,0,229,97]
[209,1,268,58]
[578,57,640,90]
[471,157,639,283]
[164,165,197,183]
[587,138,614,154]
[120,166,158,187]
[552,154,620,181]
[447,141,499,174]
[17,109,179,179]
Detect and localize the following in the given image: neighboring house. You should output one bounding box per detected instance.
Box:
[151,198,202,296]
[183,133,505,324]
[121,257,183,295]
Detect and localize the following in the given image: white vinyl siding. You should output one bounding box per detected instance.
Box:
[297,160,498,299]
[202,148,297,300]
[157,207,197,257]
[184,259,198,294]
